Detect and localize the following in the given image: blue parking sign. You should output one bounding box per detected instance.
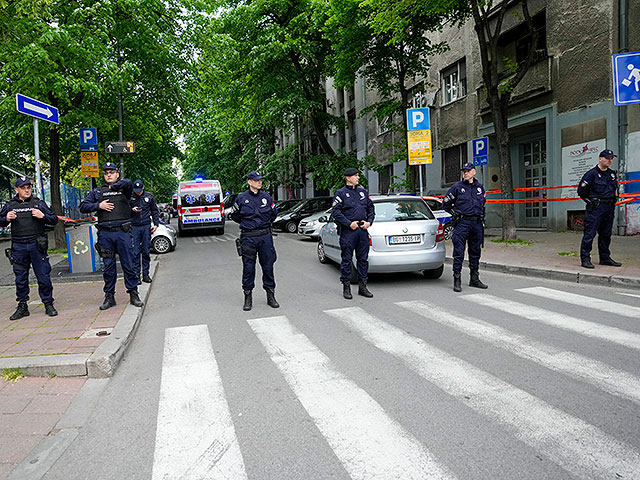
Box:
[613,51,640,106]
[472,137,488,166]
[406,108,430,131]
[80,128,98,146]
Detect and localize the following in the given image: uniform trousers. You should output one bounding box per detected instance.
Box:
[580,203,615,262]
[241,232,276,291]
[132,224,151,277]
[339,227,369,284]
[98,229,138,293]
[11,241,53,303]
[452,219,483,275]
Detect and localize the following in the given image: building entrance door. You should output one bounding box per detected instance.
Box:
[521,138,547,228]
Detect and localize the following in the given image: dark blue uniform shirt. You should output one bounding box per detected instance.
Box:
[442,179,486,216]
[332,185,375,229]
[577,166,618,201]
[0,195,58,243]
[230,189,277,231]
[131,192,160,226]
[79,179,133,228]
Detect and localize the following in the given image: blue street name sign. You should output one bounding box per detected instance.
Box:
[612,51,640,106]
[472,137,489,166]
[406,108,430,131]
[16,94,59,124]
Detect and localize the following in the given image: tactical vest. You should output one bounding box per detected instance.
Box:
[97,185,131,223]
[7,197,45,238]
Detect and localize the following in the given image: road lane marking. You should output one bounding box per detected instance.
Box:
[617,292,640,299]
[152,325,247,480]
[518,286,640,318]
[398,300,640,404]
[248,315,455,480]
[325,307,640,480]
[193,236,211,243]
[463,294,640,350]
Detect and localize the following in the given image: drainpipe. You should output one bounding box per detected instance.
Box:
[617,0,628,235]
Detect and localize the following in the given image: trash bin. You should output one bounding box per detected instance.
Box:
[66,224,99,273]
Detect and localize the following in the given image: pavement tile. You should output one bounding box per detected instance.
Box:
[41,340,76,352]
[0,395,31,414]
[64,346,96,355]
[39,378,85,395]
[0,378,49,396]
[0,463,16,479]
[23,394,75,414]
[0,413,59,436]
[0,435,43,465]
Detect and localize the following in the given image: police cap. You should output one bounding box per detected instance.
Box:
[14,176,32,187]
[103,161,118,171]
[599,149,616,159]
[460,162,476,171]
[247,171,264,181]
[344,167,359,177]
[133,179,144,193]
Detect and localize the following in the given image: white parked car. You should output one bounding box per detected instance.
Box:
[317,196,446,283]
[151,221,177,254]
[297,208,332,239]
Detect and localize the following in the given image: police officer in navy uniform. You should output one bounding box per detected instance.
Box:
[443,162,488,292]
[0,176,59,320]
[228,171,279,311]
[131,179,160,284]
[577,149,622,269]
[79,162,143,309]
[332,167,375,299]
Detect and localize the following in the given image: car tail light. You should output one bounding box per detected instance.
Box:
[436,222,445,242]
[369,234,372,246]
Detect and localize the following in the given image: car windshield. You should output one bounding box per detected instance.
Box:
[374,199,435,222]
[277,200,303,213]
[180,190,220,207]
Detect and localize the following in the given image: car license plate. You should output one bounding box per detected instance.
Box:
[388,234,421,245]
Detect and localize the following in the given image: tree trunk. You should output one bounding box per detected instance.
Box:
[47,121,66,249]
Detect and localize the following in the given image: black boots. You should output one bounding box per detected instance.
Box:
[100,292,116,310]
[343,282,352,299]
[581,259,595,269]
[358,281,373,298]
[10,302,29,321]
[142,274,153,283]
[453,274,462,292]
[243,290,252,311]
[469,272,488,289]
[129,290,144,307]
[44,302,58,317]
[266,288,280,308]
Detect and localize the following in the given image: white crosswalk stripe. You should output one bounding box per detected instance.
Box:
[397,300,640,404]
[463,293,640,350]
[518,286,640,318]
[192,234,237,244]
[324,306,640,480]
[617,292,640,299]
[247,315,455,480]
[152,325,248,480]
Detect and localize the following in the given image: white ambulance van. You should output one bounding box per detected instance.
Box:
[177,178,225,235]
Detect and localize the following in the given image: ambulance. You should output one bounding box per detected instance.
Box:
[177,178,225,235]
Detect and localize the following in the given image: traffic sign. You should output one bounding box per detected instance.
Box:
[406,108,430,131]
[80,128,97,146]
[407,130,432,165]
[105,141,135,154]
[81,152,99,178]
[16,94,59,124]
[472,137,489,166]
[612,51,640,106]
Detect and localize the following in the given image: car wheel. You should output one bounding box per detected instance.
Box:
[444,224,453,240]
[423,265,444,279]
[285,221,297,233]
[152,236,172,254]
[317,240,330,264]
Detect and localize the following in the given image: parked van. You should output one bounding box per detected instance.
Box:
[177,178,225,235]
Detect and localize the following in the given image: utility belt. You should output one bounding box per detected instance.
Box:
[240,228,271,238]
[97,222,132,233]
[459,214,482,223]
[5,235,48,265]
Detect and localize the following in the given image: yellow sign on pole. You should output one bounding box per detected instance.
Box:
[81,151,99,178]
[407,129,432,165]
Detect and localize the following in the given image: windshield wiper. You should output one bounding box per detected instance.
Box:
[394,216,422,221]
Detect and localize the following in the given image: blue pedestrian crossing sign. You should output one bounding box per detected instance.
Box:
[16,93,59,124]
[612,51,640,106]
[472,137,489,166]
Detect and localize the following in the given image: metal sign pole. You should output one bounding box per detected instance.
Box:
[419,165,424,196]
[33,118,44,199]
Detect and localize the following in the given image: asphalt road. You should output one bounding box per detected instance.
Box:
[39,220,640,480]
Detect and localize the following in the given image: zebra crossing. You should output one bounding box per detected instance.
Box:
[152,287,640,479]
[192,233,238,243]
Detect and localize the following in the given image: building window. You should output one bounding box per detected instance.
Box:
[379,165,392,194]
[347,109,356,151]
[377,116,392,136]
[409,84,428,109]
[498,10,547,69]
[442,143,467,185]
[441,59,467,105]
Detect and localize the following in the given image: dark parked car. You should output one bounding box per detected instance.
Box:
[275,199,303,214]
[273,197,333,233]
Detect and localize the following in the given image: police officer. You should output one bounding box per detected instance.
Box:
[332,167,375,299]
[443,162,488,292]
[79,162,143,309]
[577,149,622,269]
[228,171,279,311]
[131,179,160,284]
[0,176,59,320]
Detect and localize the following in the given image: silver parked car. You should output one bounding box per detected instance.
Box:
[297,208,332,239]
[317,196,446,282]
[151,221,177,254]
